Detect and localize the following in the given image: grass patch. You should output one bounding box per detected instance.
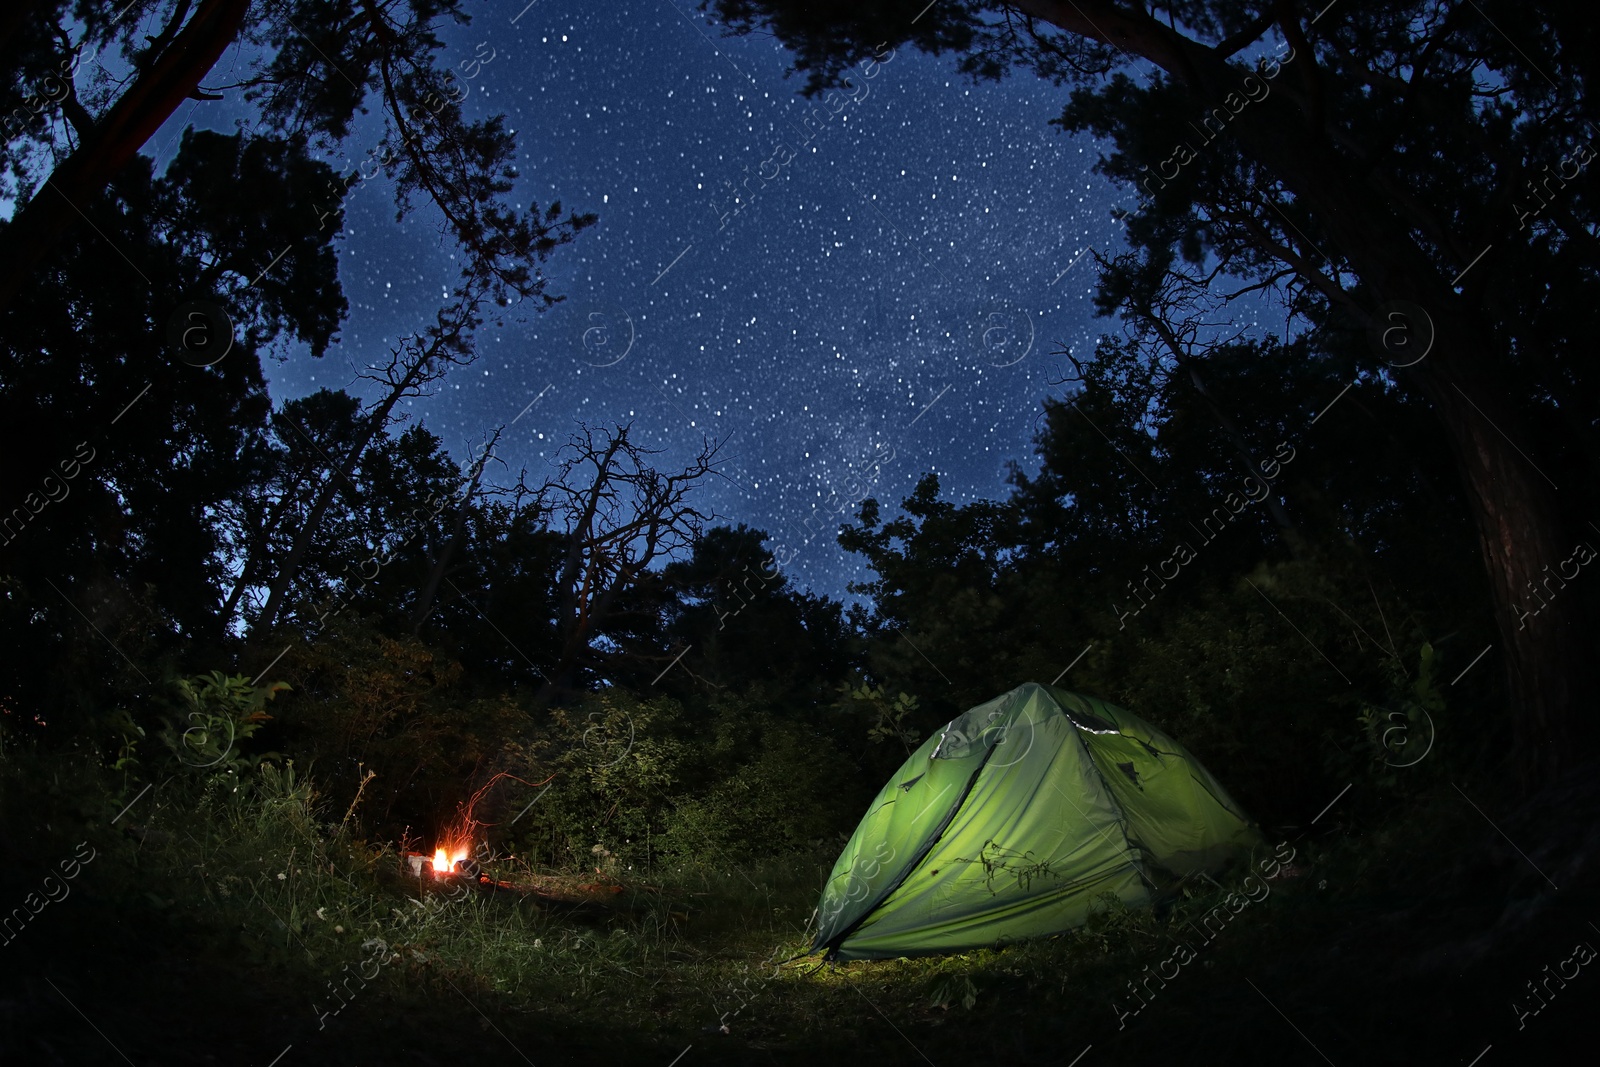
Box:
[1,743,1582,1065]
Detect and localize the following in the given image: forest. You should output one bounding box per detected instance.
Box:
[1,2,1597,1064]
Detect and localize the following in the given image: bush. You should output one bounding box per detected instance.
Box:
[1091,557,1500,826]
[504,690,689,870]
[504,689,867,871]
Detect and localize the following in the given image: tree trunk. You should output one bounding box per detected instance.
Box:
[218,462,316,631]
[532,435,626,706]
[410,490,472,637]
[1408,331,1592,783]
[0,0,249,312]
[1224,90,1597,785]
[253,375,422,634]
[251,434,371,635]
[412,428,502,635]
[252,278,482,633]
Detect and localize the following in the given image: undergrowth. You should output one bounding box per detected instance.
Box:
[0,704,1517,1063]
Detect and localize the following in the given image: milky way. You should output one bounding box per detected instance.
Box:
[256,0,1130,599]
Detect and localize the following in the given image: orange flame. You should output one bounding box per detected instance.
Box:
[430,843,469,874]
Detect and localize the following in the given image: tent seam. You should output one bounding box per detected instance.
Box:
[1058,698,1163,896]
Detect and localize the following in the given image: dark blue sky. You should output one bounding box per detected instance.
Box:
[161,0,1136,599]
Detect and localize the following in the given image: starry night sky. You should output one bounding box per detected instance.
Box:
[163,0,1134,600]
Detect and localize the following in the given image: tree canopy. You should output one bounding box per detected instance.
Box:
[705,0,1599,781]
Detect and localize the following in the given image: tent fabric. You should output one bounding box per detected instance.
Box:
[812,683,1259,960]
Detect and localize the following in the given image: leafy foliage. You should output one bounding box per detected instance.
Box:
[159,670,289,775]
[503,690,867,870]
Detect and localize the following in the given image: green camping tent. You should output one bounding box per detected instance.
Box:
[812,682,1260,960]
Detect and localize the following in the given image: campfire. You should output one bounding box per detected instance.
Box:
[431,843,470,875]
[405,840,474,879]
[402,772,556,885]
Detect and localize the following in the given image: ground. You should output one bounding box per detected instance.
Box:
[3,756,1597,1066]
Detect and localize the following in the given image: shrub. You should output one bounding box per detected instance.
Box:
[503,689,866,870]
